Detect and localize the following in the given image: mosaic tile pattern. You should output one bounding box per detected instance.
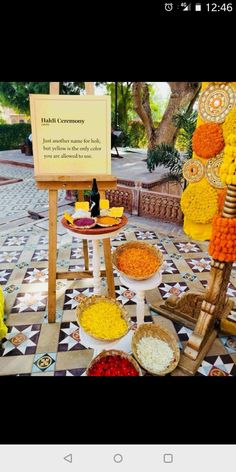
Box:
[0,181,235,376]
[0,325,41,356]
[58,322,86,352]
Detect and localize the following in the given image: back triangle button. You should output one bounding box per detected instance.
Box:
[64,454,72,463]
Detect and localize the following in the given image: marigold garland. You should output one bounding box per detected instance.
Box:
[219,136,236,185]
[184,218,213,241]
[217,188,227,214]
[209,215,236,262]
[222,108,236,142]
[181,179,218,224]
[0,288,7,341]
[192,123,225,159]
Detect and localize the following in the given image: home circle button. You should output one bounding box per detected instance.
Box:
[113,453,123,463]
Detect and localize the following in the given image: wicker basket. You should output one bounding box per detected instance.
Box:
[131,323,180,376]
[76,295,131,342]
[86,349,143,376]
[112,241,164,280]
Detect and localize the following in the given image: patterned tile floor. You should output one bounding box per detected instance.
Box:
[0,162,236,376]
[0,221,236,377]
[0,163,66,219]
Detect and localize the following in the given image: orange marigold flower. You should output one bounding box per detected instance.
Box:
[209,215,236,262]
[192,123,225,159]
[217,188,227,215]
[117,248,160,278]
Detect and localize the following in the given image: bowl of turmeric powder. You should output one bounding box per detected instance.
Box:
[96,216,121,227]
[112,241,164,280]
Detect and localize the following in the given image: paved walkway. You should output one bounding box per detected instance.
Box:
[0,159,183,236]
[0,148,169,183]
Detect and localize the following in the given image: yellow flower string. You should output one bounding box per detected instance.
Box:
[223,108,236,142]
[0,288,7,340]
[219,134,236,185]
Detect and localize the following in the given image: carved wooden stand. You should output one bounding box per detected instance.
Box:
[151,184,236,375]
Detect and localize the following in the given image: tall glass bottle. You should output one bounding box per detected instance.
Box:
[90,178,100,217]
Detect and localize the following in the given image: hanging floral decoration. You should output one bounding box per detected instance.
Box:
[219,135,236,185]
[192,123,225,159]
[217,188,227,214]
[180,179,218,224]
[209,215,236,262]
[0,288,7,341]
[222,108,236,142]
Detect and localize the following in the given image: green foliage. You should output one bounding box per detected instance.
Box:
[60,82,84,95]
[147,143,186,180]
[0,110,6,124]
[127,121,148,148]
[0,82,49,114]
[146,108,197,179]
[148,83,170,122]
[173,108,197,158]
[0,123,31,150]
[107,82,133,134]
[0,82,85,114]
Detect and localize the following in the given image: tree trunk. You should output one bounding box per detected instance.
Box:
[132,82,201,150]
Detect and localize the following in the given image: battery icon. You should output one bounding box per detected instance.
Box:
[195,3,201,10]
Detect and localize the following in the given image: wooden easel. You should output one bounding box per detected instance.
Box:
[150,184,236,375]
[35,82,117,322]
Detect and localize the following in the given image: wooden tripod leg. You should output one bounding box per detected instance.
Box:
[103,238,115,299]
[83,240,89,270]
[77,190,89,270]
[48,189,58,323]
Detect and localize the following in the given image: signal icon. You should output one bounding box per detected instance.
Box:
[181,2,191,10]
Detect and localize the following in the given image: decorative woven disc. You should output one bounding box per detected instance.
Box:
[199,83,235,123]
[205,154,226,189]
[183,159,204,183]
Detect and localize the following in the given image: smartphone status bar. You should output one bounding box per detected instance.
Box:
[163,2,234,13]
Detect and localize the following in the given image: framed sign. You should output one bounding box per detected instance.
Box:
[29,94,111,177]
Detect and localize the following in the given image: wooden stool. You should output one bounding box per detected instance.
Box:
[71,231,118,298]
[119,272,162,325]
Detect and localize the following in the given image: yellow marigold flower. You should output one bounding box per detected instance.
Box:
[219,138,236,185]
[201,82,210,91]
[80,300,127,339]
[0,287,7,341]
[223,109,236,142]
[181,179,218,224]
[226,134,236,146]
[213,81,228,85]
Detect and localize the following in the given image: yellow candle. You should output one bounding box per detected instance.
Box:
[109,207,124,217]
[75,201,90,211]
[100,199,110,210]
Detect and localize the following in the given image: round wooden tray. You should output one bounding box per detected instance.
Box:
[61,214,128,235]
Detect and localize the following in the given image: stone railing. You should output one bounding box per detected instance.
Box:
[106,186,134,214]
[106,183,183,224]
[139,190,183,224]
